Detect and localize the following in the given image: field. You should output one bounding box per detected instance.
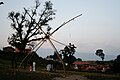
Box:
[0,59,120,80]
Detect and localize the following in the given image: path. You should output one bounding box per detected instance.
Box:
[52,75,90,80]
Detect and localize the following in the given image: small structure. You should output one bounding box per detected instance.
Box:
[72,61,110,72]
[29,61,36,72]
[86,66,97,71]
[3,46,15,53]
[73,61,90,70]
[46,64,53,72]
[33,62,36,71]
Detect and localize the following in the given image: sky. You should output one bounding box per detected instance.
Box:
[0,0,120,60]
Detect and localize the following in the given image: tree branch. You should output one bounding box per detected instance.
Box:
[28,37,44,42]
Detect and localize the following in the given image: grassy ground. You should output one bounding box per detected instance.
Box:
[65,71,120,80]
[0,65,62,80]
[0,59,62,80]
[0,59,120,80]
[82,72,120,80]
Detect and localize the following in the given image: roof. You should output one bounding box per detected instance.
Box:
[73,61,90,65]
[3,46,15,52]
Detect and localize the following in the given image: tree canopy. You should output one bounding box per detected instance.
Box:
[60,43,76,65]
[8,0,56,51]
[95,49,105,61]
[111,55,120,73]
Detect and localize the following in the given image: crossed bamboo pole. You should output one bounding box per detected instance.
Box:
[18,14,82,75]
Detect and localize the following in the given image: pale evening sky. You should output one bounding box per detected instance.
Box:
[0,0,120,60]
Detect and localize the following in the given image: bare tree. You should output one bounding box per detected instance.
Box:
[8,0,56,52]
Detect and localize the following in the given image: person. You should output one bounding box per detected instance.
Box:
[29,61,33,72]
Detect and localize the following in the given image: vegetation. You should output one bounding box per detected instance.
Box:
[82,72,120,80]
[0,0,120,80]
[60,43,76,65]
[7,0,56,51]
[110,55,120,73]
[7,0,56,69]
[0,48,63,80]
[0,2,4,5]
[0,62,60,80]
[1,49,120,80]
[95,49,105,61]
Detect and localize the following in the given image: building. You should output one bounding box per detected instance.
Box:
[72,61,110,72]
[3,46,15,53]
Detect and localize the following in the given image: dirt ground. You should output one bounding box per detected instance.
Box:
[52,75,90,80]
